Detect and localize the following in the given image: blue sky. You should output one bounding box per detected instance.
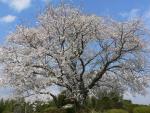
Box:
[1,0,150,104]
[1,0,150,43]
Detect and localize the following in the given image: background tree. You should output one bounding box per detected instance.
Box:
[0,3,149,106]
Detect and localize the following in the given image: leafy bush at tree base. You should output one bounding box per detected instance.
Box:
[43,107,67,113]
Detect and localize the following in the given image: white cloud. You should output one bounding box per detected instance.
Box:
[42,0,49,2]
[119,9,140,20]
[120,8,150,29]
[0,15,16,23]
[0,0,31,12]
[42,0,53,3]
[141,9,150,30]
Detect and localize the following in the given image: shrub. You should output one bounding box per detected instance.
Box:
[76,108,90,113]
[2,111,13,113]
[106,109,128,113]
[89,110,104,113]
[133,106,150,113]
[44,107,67,113]
[96,97,116,111]
[87,110,99,113]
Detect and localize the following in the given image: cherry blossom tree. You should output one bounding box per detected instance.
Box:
[0,4,149,105]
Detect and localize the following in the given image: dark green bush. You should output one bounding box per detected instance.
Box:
[96,97,112,110]
[2,111,13,113]
[44,107,67,113]
[106,109,128,113]
[56,93,67,107]
[76,108,90,113]
[133,106,150,113]
[65,107,75,113]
